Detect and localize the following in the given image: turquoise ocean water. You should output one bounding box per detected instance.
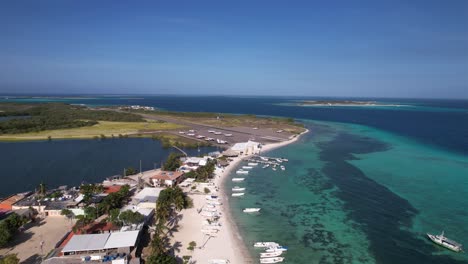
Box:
[226,121,468,264]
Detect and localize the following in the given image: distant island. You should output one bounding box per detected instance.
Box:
[297,100,395,107]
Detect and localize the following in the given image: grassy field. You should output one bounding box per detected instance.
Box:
[0,120,185,141]
[145,112,306,134]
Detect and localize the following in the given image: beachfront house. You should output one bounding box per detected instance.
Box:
[179,156,210,172]
[230,140,261,156]
[131,187,162,209]
[150,171,185,187]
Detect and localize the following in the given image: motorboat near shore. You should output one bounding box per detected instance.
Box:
[232,178,245,182]
[232,192,245,197]
[232,186,245,192]
[260,257,284,263]
[248,162,259,166]
[236,169,249,174]
[260,251,283,258]
[427,231,463,252]
[265,246,288,253]
[242,166,253,169]
[243,208,261,213]
[254,242,280,248]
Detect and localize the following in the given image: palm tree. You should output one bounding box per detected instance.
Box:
[38,182,46,196]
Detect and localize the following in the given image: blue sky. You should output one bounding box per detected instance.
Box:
[1,0,467,98]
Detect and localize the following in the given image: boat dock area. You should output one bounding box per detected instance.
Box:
[242,155,288,167]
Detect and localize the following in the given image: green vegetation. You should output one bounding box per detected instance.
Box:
[151,133,210,149]
[119,210,144,225]
[80,184,104,204]
[184,160,216,182]
[124,167,138,176]
[0,254,19,264]
[0,103,144,134]
[156,187,192,224]
[97,185,130,214]
[162,153,183,171]
[204,187,210,194]
[187,241,196,252]
[0,213,29,248]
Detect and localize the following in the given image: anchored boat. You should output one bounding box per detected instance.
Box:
[427,231,463,252]
[232,186,245,192]
[260,251,283,258]
[254,242,280,248]
[260,257,284,263]
[243,208,261,213]
[232,178,245,182]
[232,192,245,197]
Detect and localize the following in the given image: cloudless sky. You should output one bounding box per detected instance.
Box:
[1,0,467,98]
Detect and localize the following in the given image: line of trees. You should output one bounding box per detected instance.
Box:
[0,103,144,134]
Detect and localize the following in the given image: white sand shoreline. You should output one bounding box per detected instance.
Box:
[172,129,309,264]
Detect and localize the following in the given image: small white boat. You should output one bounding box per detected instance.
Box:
[203,220,221,226]
[262,164,270,169]
[232,178,245,182]
[214,131,222,135]
[202,229,219,234]
[232,193,245,197]
[203,207,217,212]
[236,170,249,174]
[260,257,284,263]
[232,186,246,192]
[280,166,285,171]
[205,203,217,208]
[276,159,283,163]
[208,130,215,133]
[202,225,221,230]
[209,259,229,264]
[207,201,222,205]
[254,242,279,248]
[272,167,277,171]
[201,211,221,217]
[265,246,288,253]
[243,208,261,213]
[248,162,259,166]
[224,133,233,137]
[242,166,253,169]
[260,251,283,258]
[260,157,269,161]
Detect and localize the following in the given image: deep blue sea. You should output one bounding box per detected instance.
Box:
[1,95,468,263]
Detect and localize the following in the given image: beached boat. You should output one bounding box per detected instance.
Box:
[265,246,288,253]
[236,170,249,174]
[248,162,259,166]
[260,257,284,263]
[242,166,253,169]
[201,211,221,217]
[427,231,463,252]
[232,192,245,197]
[209,259,229,264]
[243,208,261,213]
[262,164,270,169]
[254,242,279,248]
[260,251,283,258]
[232,186,245,192]
[205,203,217,208]
[280,165,285,171]
[224,133,233,137]
[207,201,222,205]
[202,228,219,234]
[203,207,217,212]
[202,225,221,230]
[232,178,245,182]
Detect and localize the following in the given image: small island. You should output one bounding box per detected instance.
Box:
[297,100,383,107]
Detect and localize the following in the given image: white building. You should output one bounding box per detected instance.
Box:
[230,140,261,155]
[131,188,162,209]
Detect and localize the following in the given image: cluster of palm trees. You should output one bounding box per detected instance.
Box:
[146,186,193,264]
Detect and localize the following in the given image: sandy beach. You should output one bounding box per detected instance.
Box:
[171,130,308,264]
